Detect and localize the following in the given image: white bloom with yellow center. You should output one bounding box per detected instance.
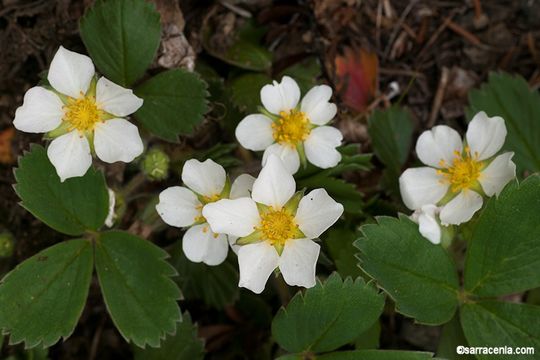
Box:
[13,46,144,181]
[235,76,343,174]
[156,159,255,266]
[202,155,344,294]
[399,112,516,233]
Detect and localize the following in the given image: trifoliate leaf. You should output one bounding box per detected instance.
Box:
[80,0,161,86]
[272,273,384,353]
[467,72,540,173]
[460,301,540,360]
[95,231,181,348]
[133,312,204,360]
[355,216,459,325]
[14,145,109,236]
[230,73,272,114]
[135,69,208,142]
[169,241,239,309]
[368,106,413,193]
[0,240,93,348]
[464,176,540,297]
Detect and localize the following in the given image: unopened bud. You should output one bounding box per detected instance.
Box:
[142,148,170,181]
[0,231,15,258]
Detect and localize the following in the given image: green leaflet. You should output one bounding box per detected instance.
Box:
[0,240,93,348]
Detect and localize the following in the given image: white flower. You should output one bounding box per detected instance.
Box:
[156,159,254,266]
[13,46,144,181]
[399,112,516,227]
[202,155,344,293]
[235,76,343,174]
[410,204,441,245]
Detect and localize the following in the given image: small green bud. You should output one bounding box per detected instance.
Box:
[0,232,15,258]
[141,148,170,181]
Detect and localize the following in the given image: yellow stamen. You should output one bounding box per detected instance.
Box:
[63,93,103,131]
[202,193,221,204]
[437,147,482,193]
[272,110,311,146]
[256,208,298,246]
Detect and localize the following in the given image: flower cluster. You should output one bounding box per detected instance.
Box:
[14,46,144,181]
[399,112,516,244]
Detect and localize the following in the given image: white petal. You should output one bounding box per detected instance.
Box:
[238,242,279,294]
[182,224,228,266]
[439,191,483,226]
[47,131,92,182]
[252,154,296,208]
[93,118,143,163]
[47,46,95,98]
[399,167,449,210]
[105,188,116,228]
[260,76,300,114]
[235,114,275,151]
[300,85,337,125]
[416,125,462,168]
[294,189,344,238]
[230,174,256,199]
[262,143,300,174]
[13,87,64,133]
[279,239,320,288]
[466,111,507,161]
[203,198,261,237]
[95,77,143,117]
[156,186,201,227]
[304,126,343,169]
[182,158,226,197]
[414,204,441,245]
[228,236,240,255]
[479,152,516,196]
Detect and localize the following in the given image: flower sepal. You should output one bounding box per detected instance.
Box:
[283,188,306,214]
[236,230,264,246]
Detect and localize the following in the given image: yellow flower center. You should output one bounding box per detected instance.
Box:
[63,94,103,131]
[272,110,311,146]
[257,209,298,246]
[438,147,482,193]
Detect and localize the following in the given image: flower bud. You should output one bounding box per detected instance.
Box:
[141,148,170,181]
[0,231,15,258]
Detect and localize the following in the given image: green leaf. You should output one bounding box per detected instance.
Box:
[323,227,365,279]
[355,216,459,325]
[135,69,208,142]
[169,241,239,309]
[80,0,161,86]
[203,21,272,71]
[230,73,272,113]
[0,240,93,348]
[464,176,540,297]
[95,231,181,348]
[272,273,384,353]
[134,312,204,360]
[316,350,435,360]
[279,57,321,94]
[467,72,540,173]
[14,145,109,236]
[460,301,540,359]
[354,320,380,350]
[436,314,475,360]
[368,106,413,192]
